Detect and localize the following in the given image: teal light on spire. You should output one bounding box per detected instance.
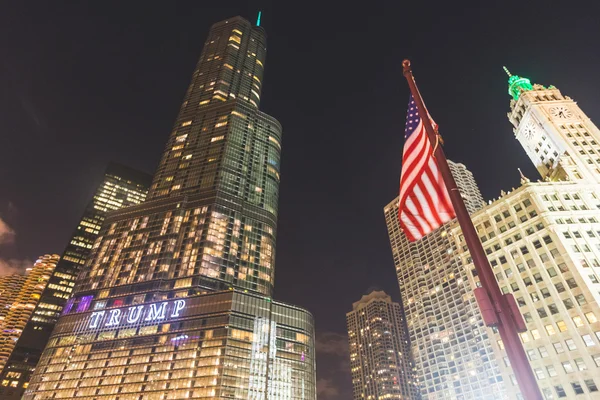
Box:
[504,66,533,100]
[256,11,262,26]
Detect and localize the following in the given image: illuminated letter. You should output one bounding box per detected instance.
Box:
[145,302,167,321]
[106,309,122,326]
[126,305,144,323]
[170,299,186,318]
[89,311,105,329]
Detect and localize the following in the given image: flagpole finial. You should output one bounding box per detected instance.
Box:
[503,66,512,77]
[402,59,412,76]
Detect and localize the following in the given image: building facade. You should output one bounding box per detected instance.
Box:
[347,290,420,400]
[0,274,28,329]
[505,68,600,184]
[0,255,59,375]
[452,181,600,399]
[445,71,600,399]
[24,15,316,399]
[0,163,150,399]
[385,162,507,400]
[24,291,315,399]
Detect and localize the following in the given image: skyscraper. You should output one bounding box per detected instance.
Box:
[346,290,420,400]
[446,72,600,399]
[0,163,151,399]
[24,16,316,400]
[0,255,59,374]
[385,161,507,400]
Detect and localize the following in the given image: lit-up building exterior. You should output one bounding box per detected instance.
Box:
[453,182,600,399]
[23,291,314,399]
[24,15,316,400]
[0,163,150,399]
[0,255,59,374]
[0,274,28,328]
[385,162,507,400]
[445,72,600,399]
[347,290,420,400]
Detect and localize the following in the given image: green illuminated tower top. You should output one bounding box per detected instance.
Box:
[504,66,533,100]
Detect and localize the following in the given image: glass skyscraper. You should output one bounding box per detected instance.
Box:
[24,16,316,400]
[0,163,151,399]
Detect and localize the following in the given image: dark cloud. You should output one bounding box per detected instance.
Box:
[0,258,31,275]
[0,217,15,245]
[317,378,340,399]
[316,331,349,357]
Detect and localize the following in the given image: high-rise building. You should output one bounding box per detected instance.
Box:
[24,15,316,400]
[0,163,151,399]
[0,255,59,375]
[346,290,421,400]
[452,181,600,399]
[444,72,600,399]
[0,274,28,328]
[385,161,507,400]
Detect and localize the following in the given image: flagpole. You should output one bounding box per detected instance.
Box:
[401,60,542,400]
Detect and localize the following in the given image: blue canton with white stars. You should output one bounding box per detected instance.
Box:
[405,95,421,139]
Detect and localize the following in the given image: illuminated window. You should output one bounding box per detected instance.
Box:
[556,321,568,332]
[211,136,224,142]
[572,316,584,327]
[586,312,598,323]
[181,121,192,127]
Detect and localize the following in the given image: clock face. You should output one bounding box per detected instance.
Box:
[522,122,538,141]
[549,106,574,120]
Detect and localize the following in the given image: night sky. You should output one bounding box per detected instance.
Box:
[1,1,600,398]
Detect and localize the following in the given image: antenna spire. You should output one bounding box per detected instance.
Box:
[503,66,512,77]
[256,11,262,26]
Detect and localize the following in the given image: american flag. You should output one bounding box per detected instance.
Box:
[398,95,455,241]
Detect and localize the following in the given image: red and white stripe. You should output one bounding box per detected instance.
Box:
[398,118,455,241]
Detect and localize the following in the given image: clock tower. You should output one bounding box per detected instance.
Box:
[506,67,600,183]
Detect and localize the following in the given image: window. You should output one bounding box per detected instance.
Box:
[553,342,564,353]
[538,308,548,318]
[546,365,558,377]
[520,332,531,342]
[572,316,584,327]
[574,358,587,371]
[575,294,587,305]
[531,329,541,340]
[527,349,539,360]
[557,321,568,332]
[593,354,600,367]
[524,312,533,323]
[585,379,598,392]
[586,312,598,324]
[563,298,574,310]
[545,325,557,336]
[555,282,566,293]
[562,361,574,373]
[571,382,584,395]
[565,338,577,351]
[534,368,545,380]
[582,334,596,347]
[548,304,559,315]
[554,385,566,398]
[539,346,549,358]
